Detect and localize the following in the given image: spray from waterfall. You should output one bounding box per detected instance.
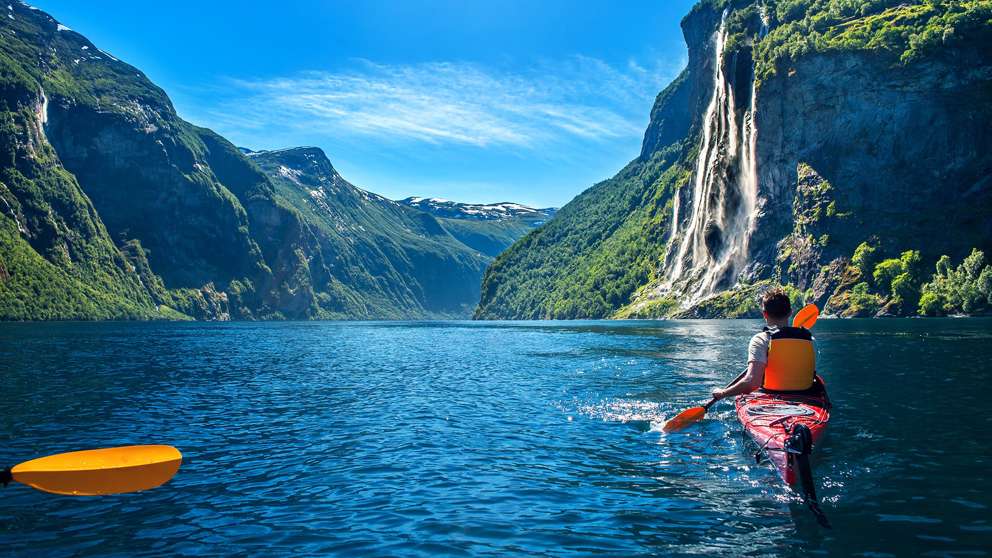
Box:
[662,10,763,306]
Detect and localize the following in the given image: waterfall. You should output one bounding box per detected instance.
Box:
[662,11,762,306]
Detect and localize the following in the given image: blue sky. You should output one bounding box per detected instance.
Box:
[34,0,695,207]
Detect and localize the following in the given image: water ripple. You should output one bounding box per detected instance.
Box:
[0,319,990,556]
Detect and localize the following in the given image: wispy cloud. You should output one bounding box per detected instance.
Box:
[197,56,680,150]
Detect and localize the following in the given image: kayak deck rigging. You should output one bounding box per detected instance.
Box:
[735,378,831,528]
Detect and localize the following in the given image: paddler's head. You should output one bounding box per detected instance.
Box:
[761,288,791,327]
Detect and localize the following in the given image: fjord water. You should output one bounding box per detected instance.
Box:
[1,320,989,556]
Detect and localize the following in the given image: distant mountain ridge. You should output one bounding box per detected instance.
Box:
[399,197,556,223]
[398,197,556,258]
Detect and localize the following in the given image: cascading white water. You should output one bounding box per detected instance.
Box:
[662,11,762,306]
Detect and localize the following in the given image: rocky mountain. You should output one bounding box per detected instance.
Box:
[247,147,489,317]
[0,4,487,320]
[399,197,556,258]
[476,0,992,319]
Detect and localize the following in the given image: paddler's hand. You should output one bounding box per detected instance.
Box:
[711,388,725,401]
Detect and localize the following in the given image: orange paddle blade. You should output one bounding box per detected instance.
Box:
[793,303,819,329]
[11,445,182,496]
[663,406,707,433]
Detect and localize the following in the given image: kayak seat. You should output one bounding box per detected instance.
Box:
[757,375,829,407]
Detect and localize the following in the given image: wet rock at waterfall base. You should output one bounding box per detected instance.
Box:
[704,221,724,257]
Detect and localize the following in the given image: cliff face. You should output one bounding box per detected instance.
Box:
[0,4,491,320]
[0,5,163,319]
[754,49,992,290]
[476,0,992,319]
[45,99,272,298]
[0,3,287,319]
[635,0,992,317]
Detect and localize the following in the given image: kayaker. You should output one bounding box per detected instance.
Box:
[711,288,817,401]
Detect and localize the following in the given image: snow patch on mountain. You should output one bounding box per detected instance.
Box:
[399,197,556,222]
[277,165,303,185]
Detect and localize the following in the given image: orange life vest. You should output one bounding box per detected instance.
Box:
[762,326,815,391]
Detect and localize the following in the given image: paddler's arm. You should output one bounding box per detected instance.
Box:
[713,330,770,400]
[712,361,765,400]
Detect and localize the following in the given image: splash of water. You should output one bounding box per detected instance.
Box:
[577,399,665,424]
[662,11,762,306]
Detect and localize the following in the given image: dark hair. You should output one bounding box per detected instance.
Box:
[761,288,791,319]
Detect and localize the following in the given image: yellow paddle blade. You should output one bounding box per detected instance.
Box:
[11,445,182,496]
[663,406,707,433]
[793,303,819,329]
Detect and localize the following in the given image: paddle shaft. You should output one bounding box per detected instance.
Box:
[702,367,748,411]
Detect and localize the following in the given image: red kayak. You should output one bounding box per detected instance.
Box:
[735,376,831,526]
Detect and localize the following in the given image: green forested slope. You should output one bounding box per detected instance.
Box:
[0,20,166,319]
[475,142,694,319]
[249,147,490,318]
[435,218,535,259]
[474,57,702,320]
